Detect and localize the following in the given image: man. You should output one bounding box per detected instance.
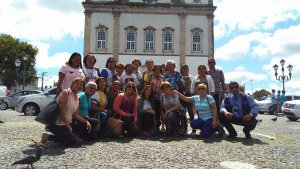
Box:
[207,57,225,135]
[268,89,278,117]
[220,81,259,139]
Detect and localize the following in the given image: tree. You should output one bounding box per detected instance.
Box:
[0,34,38,89]
[253,89,270,100]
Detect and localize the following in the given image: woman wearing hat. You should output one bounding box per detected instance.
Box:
[177,83,218,138]
[160,81,187,136]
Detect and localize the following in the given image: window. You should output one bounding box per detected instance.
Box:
[125,26,137,52]
[97,30,106,49]
[95,25,108,51]
[193,0,201,3]
[145,31,154,51]
[127,31,135,50]
[162,27,174,52]
[192,32,201,51]
[191,27,203,53]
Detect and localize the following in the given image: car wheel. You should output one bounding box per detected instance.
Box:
[23,103,39,116]
[287,117,299,121]
[0,102,8,110]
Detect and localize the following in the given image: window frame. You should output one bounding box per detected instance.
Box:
[191,27,203,54]
[125,26,137,53]
[144,26,156,53]
[95,25,108,52]
[162,27,174,53]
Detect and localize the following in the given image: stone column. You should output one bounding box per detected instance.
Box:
[207,14,214,58]
[83,11,92,57]
[179,13,186,66]
[113,11,121,62]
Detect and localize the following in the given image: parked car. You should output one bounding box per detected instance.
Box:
[0,90,42,110]
[15,87,57,116]
[282,100,300,121]
[256,95,300,114]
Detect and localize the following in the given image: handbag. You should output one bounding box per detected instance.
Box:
[35,90,69,125]
[35,99,60,125]
[105,116,124,137]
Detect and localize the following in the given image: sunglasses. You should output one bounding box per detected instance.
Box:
[127,85,135,89]
[208,61,215,64]
[229,85,239,89]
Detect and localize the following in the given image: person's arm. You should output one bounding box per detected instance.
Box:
[137,98,144,115]
[220,70,225,94]
[113,94,129,117]
[133,95,138,125]
[56,72,65,95]
[190,76,196,94]
[207,75,215,96]
[176,91,193,103]
[57,90,72,133]
[247,96,259,117]
[208,96,218,128]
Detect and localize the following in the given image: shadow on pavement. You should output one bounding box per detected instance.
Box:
[225,137,268,146]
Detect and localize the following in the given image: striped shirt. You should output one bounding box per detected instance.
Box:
[192,95,215,121]
[207,69,224,94]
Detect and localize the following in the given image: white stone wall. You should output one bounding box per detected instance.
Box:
[90,13,114,53]
[186,15,209,55]
[119,13,180,54]
[90,0,210,4]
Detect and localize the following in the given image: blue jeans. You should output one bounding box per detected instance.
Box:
[191,118,214,138]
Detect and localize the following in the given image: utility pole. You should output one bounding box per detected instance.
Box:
[41,72,47,91]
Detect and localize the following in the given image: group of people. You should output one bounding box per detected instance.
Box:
[268,89,286,119]
[36,52,259,147]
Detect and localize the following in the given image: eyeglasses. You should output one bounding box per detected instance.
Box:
[208,61,215,64]
[229,85,239,89]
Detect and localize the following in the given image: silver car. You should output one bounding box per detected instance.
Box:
[15,87,57,116]
[282,100,300,121]
[0,90,42,110]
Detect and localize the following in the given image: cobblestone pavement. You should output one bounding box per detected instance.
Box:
[0,110,299,169]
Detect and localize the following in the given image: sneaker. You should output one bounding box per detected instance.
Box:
[36,133,49,146]
[190,130,197,136]
[227,132,237,139]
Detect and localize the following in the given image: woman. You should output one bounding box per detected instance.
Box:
[113,82,138,137]
[137,85,156,136]
[56,52,85,95]
[90,77,109,137]
[77,82,99,140]
[116,63,125,79]
[177,83,218,138]
[180,64,195,135]
[120,64,139,89]
[99,57,118,87]
[149,65,164,131]
[82,54,99,82]
[160,81,187,136]
[141,59,154,91]
[191,65,215,96]
[106,80,122,111]
[38,77,92,147]
[163,60,184,92]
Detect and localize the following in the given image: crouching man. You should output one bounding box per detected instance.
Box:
[220,81,259,139]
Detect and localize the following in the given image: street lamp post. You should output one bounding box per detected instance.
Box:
[273,59,293,92]
[15,55,28,90]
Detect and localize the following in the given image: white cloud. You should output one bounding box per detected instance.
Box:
[214,0,300,39]
[0,0,84,41]
[224,69,267,85]
[29,41,70,69]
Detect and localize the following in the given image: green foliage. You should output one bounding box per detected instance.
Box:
[253,89,270,100]
[0,34,38,88]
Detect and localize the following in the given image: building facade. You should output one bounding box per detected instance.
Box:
[82,0,216,75]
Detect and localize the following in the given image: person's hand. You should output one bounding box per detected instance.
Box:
[243,114,252,122]
[86,121,92,133]
[66,124,72,134]
[126,113,133,118]
[224,112,233,119]
[212,119,218,128]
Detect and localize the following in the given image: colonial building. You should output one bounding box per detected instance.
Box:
[82,0,216,75]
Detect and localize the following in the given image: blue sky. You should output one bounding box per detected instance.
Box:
[1,0,300,95]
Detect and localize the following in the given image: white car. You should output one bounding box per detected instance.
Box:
[282,100,300,121]
[256,95,300,114]
[15,87,57,116]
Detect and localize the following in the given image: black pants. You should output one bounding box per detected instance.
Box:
[219,113,257,135]
[121,116,135,137]
[154,99,162,129]
[73,117,99,141]
[47,124,76,147]
[140,113,155,133]
[213,94,220,114]
[180,93,194,121]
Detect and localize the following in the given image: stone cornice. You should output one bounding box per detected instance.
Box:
[82,1,216,15]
